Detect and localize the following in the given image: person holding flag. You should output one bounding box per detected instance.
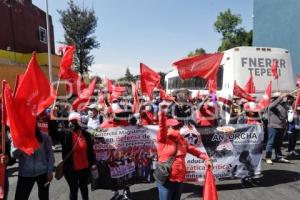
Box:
[11,125,55,200]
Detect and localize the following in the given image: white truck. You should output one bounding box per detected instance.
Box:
[165,46,296,97]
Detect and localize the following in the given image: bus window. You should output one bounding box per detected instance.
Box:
[167,65,223,91]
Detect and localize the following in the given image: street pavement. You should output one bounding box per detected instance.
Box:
[6,145,300,200]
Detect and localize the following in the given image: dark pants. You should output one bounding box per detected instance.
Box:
[15,173,49,200]
[156,181,183,200]
[64,169,90,200]
[288,130,299,152]
[266,128,284,159]
[3,172,8,200]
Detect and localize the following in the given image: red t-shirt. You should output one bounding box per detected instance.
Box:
[72,132,89,170]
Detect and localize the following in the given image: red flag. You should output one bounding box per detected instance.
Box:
[233,81,255,102]
[244,74,256,94]
[98,90,105,108]
[15,52,56,116]
[271,60,279,80]
[131,82,139,113]
[256,81,272,110]
[140,63,161,99]
[203,167,218,200]
[208,78,217,94]
[4,83,39,155]
[113,85,126,93]
[72,78,97,111]
[105,77,113,93]
[172,53,223,80]
[66,74,87,96]
[296,74,300,88]
[13,74,24,98]
[0,81,6,199]
[58,45,76,79]
[159,89,174,101]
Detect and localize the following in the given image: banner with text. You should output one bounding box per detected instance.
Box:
[91,124,264,190]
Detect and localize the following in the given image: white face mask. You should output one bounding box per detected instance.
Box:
[208,102,214,107]
[145,106,152,111]
[88,110,94,118]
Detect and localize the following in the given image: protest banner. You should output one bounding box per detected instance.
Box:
[91,124,264,190]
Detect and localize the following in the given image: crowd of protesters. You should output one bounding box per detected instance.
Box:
[0,86,300,200]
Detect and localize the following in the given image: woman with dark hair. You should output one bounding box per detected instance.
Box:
[156,105,212,200]
[61,112,96,200]
[11,126,54,200]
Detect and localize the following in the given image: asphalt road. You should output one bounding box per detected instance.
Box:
[6,145,300,200]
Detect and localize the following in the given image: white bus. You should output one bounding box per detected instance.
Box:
[165,46,296,97]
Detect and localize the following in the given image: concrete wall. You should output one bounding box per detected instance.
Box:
[253,0,300,77]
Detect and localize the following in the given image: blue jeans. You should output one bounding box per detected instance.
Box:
[288,129,299,152]
[156,181,183,200]
[266,128,284,159]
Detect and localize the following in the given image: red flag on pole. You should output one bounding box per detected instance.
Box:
[172,53,223,80]
[58,45,76,79]
[233,81,255,102]
[98,90,105,108]
[66,74,86,96]
[105,77,113,93]
[4,83,39,155]
[13,74,24,98]
[244,74,256,94]
[131,82,140,113]
[140,63,161,99]
[0,81,7,199]
[271,60,279,80]
[14,52,56,116]
[72,78,97,111]
[294,78,300,110]
[159,89,174,101]
[256,81,272,110]
[203,167,218,200]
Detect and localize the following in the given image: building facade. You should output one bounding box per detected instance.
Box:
[253,0,300,77]
[0,0,55,54]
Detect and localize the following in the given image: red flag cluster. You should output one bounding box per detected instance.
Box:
[2,52,56,155]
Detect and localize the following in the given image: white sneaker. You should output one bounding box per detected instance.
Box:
[266,159,273,165]
[276,158,291,163]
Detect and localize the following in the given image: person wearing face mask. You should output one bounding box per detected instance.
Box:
[265,92,290,164]
[140,104,157,125]
[85,104,103,131]
[61,112,96,200]
[156,104,212,200]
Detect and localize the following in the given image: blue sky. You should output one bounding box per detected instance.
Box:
[33,0,253,78]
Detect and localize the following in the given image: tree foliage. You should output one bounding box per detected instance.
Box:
[214,9,252,52]
[188,48,206,57]
[58,0,100,74]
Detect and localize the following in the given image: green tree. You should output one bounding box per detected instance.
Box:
[158,72,166,88]
[58,0,100,74]
[188,48,206,57]
[125,68,134,82]
[214,9,252,52]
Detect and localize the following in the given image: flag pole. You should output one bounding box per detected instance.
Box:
[45,0,53,83]
[1,82,6,156]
